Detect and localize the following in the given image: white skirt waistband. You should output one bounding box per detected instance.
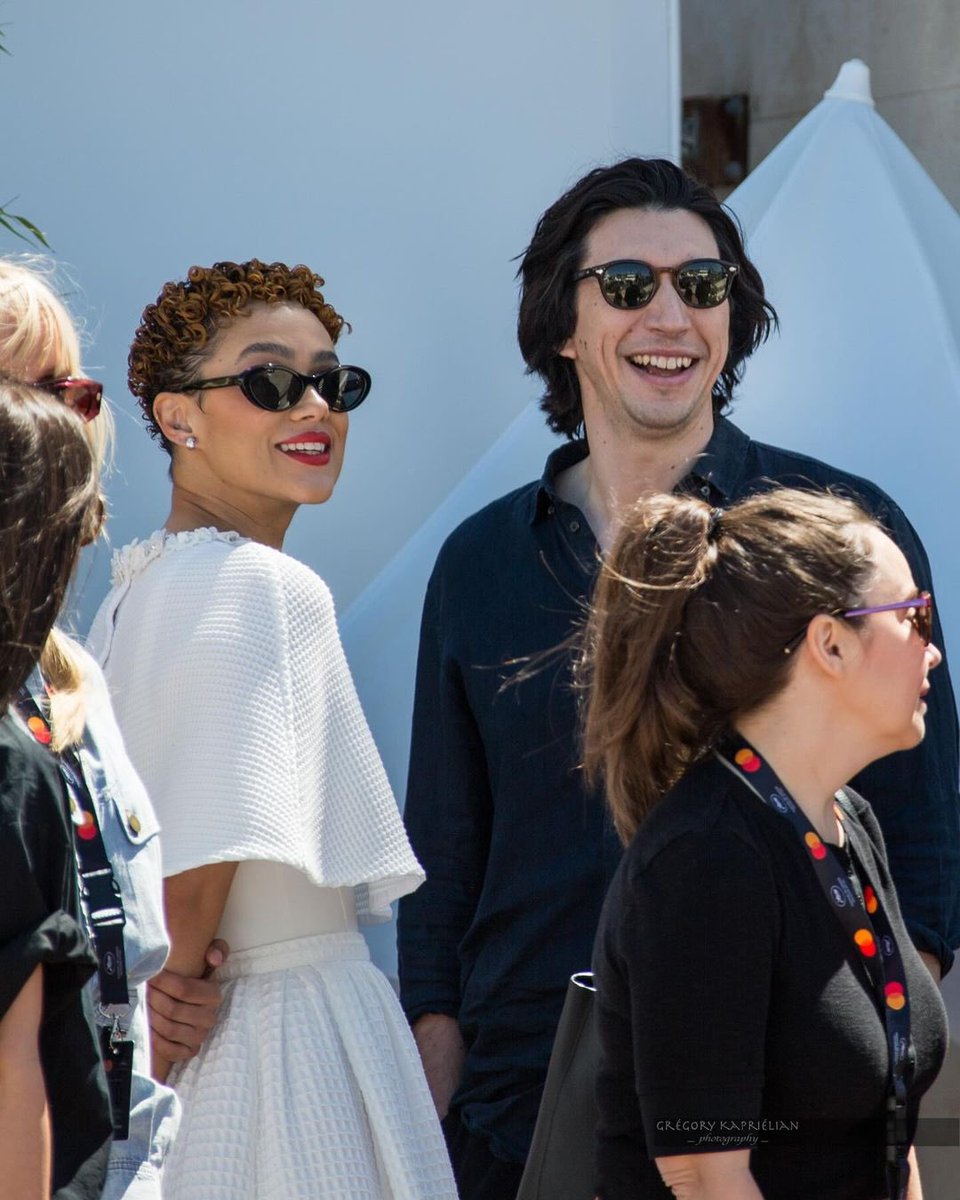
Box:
[216,931,371,979]
[218,863,359,951]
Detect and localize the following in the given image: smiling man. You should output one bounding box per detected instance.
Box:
[397,158,960,1199]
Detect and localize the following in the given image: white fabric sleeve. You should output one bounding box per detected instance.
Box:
[92,535,423,921]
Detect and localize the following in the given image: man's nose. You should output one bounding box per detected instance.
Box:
[642,271,693,331]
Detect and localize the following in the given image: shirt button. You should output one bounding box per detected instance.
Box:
[700,485,710,498]
[547,504,555,516]
[127,812,142,835]
[570,520,580,533]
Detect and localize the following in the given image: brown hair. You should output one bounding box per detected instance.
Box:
[0,380,100,710]
[517,158,777,438]
[129,259,347,453]
[579,488,877,843]
[0,256,113,748]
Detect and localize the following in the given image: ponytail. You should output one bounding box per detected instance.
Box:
[579,495,721,842]
[579,487,876,844]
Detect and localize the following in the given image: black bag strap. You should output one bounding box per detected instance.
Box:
[15,682,130,1008]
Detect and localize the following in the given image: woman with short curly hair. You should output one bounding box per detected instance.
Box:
[89,260,456,1199]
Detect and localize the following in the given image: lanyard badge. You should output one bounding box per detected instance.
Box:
[99,1020,134,1141]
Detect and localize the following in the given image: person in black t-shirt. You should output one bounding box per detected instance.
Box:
[0,380,111,1199]
[583,487,947,1200]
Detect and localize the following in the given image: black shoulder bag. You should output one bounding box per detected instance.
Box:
[515,971,600,1200]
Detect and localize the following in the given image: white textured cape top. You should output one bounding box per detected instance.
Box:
[86,529,424,923]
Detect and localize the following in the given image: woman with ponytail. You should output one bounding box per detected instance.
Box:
[583,488,947,1200]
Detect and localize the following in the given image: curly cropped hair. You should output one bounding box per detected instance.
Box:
[129,259,346,453]
[517,158,779,439]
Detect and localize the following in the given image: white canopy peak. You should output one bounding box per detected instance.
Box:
[823,59,875,107]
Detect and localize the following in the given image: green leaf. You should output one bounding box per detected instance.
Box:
[6,210,49,246]
[0,28,50,246]
[0,208,50,248]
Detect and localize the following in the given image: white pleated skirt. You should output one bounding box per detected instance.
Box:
[163,932,457,1200]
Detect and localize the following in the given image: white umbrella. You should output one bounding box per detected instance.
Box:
[730,59,960,657]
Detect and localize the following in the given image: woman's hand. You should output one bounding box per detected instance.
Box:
[655,1150,764,1199]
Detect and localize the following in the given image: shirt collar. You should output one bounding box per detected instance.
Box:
[529,417,750,524]
[683,415,750,501]
[530,439,590,525]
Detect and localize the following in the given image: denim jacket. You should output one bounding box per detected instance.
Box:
[75,647,180,1199]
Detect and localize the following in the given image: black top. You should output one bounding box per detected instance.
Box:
[591,756,948,1200]
[0,715,111,1199]
[397,416,960,1162]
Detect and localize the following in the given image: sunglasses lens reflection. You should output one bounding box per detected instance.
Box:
[600,262,657,309]
[323,369,368,412]
[245,367,301,411]
[675,260,734,308]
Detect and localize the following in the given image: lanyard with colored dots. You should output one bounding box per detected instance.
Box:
[14,684,129,1008]
[15,682,135,1138]
[716,739,913,1200]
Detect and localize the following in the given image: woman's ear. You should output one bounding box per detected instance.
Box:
[804,613,858,678]
[153,391,197,449]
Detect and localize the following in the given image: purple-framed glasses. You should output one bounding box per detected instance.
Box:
[841,592,933,645]
[784,591,933,655]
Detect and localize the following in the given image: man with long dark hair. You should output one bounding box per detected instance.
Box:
[398,158,960,1198]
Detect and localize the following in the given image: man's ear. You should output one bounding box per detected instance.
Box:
[153,391,196,448]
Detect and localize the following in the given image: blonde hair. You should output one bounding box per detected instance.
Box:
[0,257,113,749]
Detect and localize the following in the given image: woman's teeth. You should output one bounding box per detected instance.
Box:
[279,442,328,454]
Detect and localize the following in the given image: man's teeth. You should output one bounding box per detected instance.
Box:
[629,354,693,370]
[279,442,328,453]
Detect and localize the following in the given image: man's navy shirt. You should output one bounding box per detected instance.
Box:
[398,415,960,1163]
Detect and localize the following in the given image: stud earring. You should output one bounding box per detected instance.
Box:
[185,436,197,449]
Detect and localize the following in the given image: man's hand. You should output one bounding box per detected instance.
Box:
[412,1013,465,1120]
[148,939,229,1075]
[918,950,942,984]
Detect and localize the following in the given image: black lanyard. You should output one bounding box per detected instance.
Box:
[716,739,914,1200]
[15,681,134,1139]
